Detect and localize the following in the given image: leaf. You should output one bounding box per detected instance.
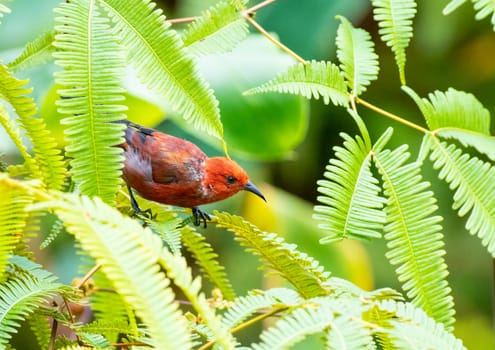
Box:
[0,274,64,346]
[423,134,495,256]
[444,0,495,29]
[336,16,379,95]
[181,227,236,301]
[41,193,192,349]
[325,313,375,350]
[53,0,126,203]
[183,1,249,56]
[245,60,349,107]
[214,211,330,299]
[0,64,66,191]
[0,179,34,281]
[379,300,466,350]
[403,86,490,133]
[436,128,495,162]
[371,0,417,85]
[7,31,55,73]
[159,249,237,349]
[313,133,386,243]
[374,145,455,330]
[100,0,223,139]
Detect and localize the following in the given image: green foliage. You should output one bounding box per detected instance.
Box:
[7,31,55,73]
[245,60,349,107]
[374,145,455,329]
[53,0,125,204]
[100,0,223,140]
[336,16,379,96]
[314,132,385,243]
[182,0,249,55]
[214,211,331,299]
[371,0,417,84]
[444,0,495,29]
[0,64,65,191]
[423,134,495,256]
[181,226,236,301]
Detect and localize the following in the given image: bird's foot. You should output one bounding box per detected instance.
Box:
[192,207,211,228]
[133,208,155,221]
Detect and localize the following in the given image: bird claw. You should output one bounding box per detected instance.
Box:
[192,207,210,228]
[134,208,155,220]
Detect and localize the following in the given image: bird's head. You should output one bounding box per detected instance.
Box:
[203,157,265,203]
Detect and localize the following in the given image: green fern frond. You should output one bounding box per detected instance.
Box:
[78,319,137,342]
[336,16,379,96]
[159,249,236,349]
[214,211,330,299]
[0,64,65,190]
[251,305,336,350]
[423,134,495,256]
[445,0,495,29]
[0,1,10,25]
[183,1,249,56]
[244,61,349,107]
[7,31,55,73]
[222,288,302,329]
[314,132,385,243]
[40,218,65,249]
[374,145,455,329]
[371,0,417,85]
[53,0,125,204]
[324,313,374,350]
[436,129,495,162]
[40,193,191,349]
[403,86,490,133]
[29,314,51,350]
[0,183,34,281]
[0,103,36,175]
[9,255,60,284]
[181,227,236,301]
[0,274,63,346]
[100,0,223,140]
[379,300,466,350]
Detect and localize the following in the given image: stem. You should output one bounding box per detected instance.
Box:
[242,14,306,64]
[356,97,428,133]
[198,306,287,350]
[246,0,277,13]
[76,263,102,289]
[166,16,196,25]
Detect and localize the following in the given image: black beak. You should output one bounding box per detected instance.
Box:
[244,181,266,202]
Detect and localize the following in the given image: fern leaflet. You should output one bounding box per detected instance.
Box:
[423,134,495,256]
[53,0,125,204]
[314,132,385,243]
[444,0,495,29]
[100,0,223,139]
[214,211,330,299]
[183,1,249,56]
[371,0,417,85]
[181,227,236,301]
[159,249,237,349]
[374,145,455,330]
[245,60,349,107]
[0,64,65,190]
[41,193,192,349]
[7,31,55,73]
[336,16,379,96]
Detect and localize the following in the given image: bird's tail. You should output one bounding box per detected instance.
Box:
[114,119,156,147]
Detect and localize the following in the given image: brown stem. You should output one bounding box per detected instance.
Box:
[76,263,102,289]
[246,0,277,14]
[166,16,197,25]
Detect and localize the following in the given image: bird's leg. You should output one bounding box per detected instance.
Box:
[192,207,211,228]
[127,185,153,219]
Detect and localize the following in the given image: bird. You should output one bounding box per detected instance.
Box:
[117,120,265,227]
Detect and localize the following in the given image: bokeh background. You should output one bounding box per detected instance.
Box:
[1,0,495,348]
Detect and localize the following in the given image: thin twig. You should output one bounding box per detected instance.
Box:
[242,14,306,64]
[166,16,197,25]
[246,0,277,14]
[76,263,102,289]
[198,306,287,350]
[356,97,428,133]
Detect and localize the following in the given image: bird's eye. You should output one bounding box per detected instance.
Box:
[226,175,236,184]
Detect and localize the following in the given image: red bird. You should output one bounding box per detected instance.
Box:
[119,120,265,227]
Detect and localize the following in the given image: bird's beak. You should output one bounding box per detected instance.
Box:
[244,181,266,202]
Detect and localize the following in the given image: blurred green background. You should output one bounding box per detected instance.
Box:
[1,0,495,348]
